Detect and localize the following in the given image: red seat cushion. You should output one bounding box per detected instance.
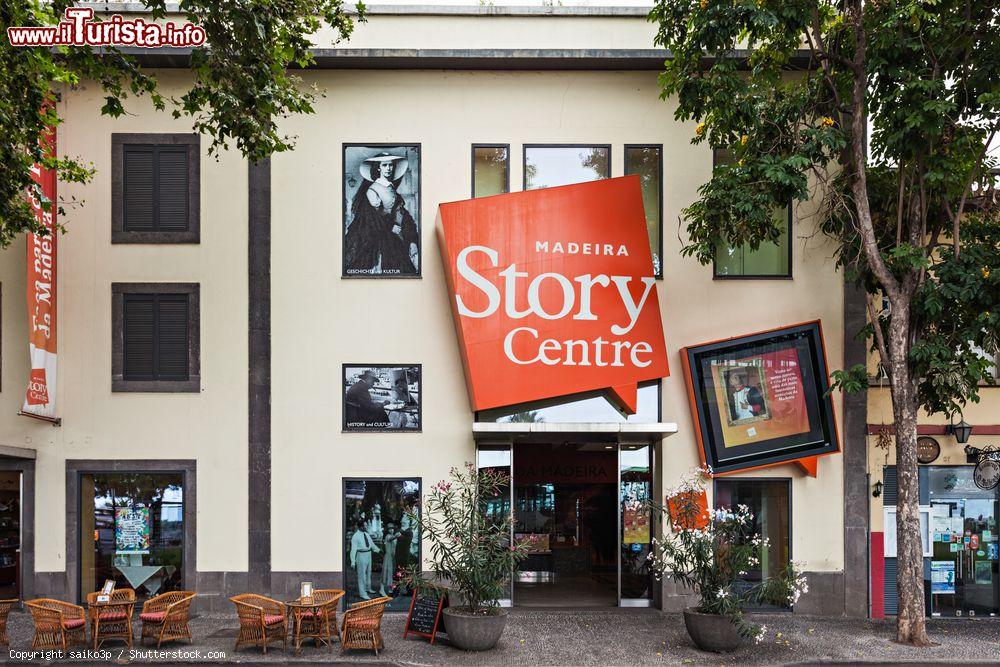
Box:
[140,612,166,623]
[63,618,85,630]
[346,618,379,630]
[98,611,128,621]
[263,614,285,626]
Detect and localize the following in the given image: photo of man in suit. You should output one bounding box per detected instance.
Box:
[725,369,768,424]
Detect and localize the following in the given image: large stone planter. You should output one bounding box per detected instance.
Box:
[443,606,507,651]
[683,608,745,653]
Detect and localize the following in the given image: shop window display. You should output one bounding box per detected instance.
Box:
[81,473,184,600]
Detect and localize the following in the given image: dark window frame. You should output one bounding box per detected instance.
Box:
[341,142,423,280]
[471,144,511,198]
[710,148,793,280]
[111,133,200,244]
[112,283,200,393]
[522,143,613,191]
[624,144,665,279]
[67,460,196,605]
[713,477,793,607]
[341,363,423,433]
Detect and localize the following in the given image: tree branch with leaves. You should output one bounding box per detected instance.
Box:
[650,0,999,645]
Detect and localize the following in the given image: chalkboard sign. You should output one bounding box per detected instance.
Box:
[403,588,448,644]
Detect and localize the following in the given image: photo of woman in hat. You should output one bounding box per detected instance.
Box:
[343,145,421,277]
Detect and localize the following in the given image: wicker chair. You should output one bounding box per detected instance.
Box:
[0,599,18,647]
[291,589,344,652]
[25,598,88,651]
[139,591,197,648]
[86,588,136,650]
[230,594,287,654]
[339,596,390,656]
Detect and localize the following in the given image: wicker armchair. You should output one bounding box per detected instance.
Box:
[0,599,18,647]
[86,588,136,650]
[25,598,88,651]
[292,589,344,652]
[230,594,287,654]
[339,596,390,656]
[139,591,197,648]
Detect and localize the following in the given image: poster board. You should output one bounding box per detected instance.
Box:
[403,588,448,644]
[931,561,956,594]
[883,505,932,558]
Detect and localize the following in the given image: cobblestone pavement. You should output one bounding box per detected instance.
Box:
[3,608,999,665]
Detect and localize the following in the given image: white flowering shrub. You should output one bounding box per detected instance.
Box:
[648,468,808,642]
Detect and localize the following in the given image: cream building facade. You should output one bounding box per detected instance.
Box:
[2,4,971,617]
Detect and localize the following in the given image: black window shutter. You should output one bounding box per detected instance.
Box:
[123,147,155,232]
[122,294,189,381]
[156,296,189,380]
[883,466,898,505]
[123,295,155,380]
[122,144,189,232]
[157,148,189,231]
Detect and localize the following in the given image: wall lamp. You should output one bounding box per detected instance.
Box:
[947,412,974,445]
[872,480,883,498]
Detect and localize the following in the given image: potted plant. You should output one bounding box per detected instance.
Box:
[647,469,808,652]
[404,463,530,651]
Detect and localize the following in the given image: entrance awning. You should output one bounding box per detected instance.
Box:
[473,421,677,445]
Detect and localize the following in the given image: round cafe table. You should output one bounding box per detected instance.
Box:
[286,597,336,655]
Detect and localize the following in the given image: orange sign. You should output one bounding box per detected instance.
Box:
[666,489,710,531]
[437,176,668,413]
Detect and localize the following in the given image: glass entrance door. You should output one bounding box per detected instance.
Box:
[928,466,999,617]
[620,445,653,606]
[477,445,513,606]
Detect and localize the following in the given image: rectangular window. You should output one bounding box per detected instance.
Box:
[712,149,791,278]
[112,283,200,392]
[624,145,664,277]
[523,145,610,190]
[472,145,510,198]
[714,479,791,604]
[112,134,199,243]
[80,472,185,601]
[123,294,190,381]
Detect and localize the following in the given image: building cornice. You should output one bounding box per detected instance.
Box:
[106,46,815,70]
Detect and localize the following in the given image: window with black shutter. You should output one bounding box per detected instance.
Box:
[113,283,200,392]
[123,294,189,381]
[112,134,199,243]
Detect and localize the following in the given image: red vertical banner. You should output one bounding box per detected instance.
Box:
[22,122,58,421]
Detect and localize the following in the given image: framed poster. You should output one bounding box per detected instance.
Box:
[343,143,421,278]
[681,321,840,474]
[343,365,421,432]
[343,478,422,611]
[115,506,151,554]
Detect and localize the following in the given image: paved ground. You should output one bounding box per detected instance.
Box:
[3,608,1000,665]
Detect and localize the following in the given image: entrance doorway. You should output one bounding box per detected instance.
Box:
[513,443,617,606]
[491,442,655,607]
[0,472,22,599]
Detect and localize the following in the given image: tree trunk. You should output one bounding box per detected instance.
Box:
[887,312,932,646]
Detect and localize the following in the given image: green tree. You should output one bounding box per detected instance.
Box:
[650,0,999,645]
[1,0,363,246]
